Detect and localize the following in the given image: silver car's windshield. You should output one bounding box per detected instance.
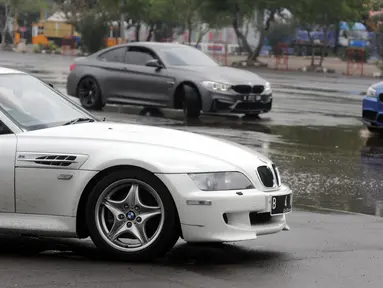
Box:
[0,74,96,131]
[160,46,219,67]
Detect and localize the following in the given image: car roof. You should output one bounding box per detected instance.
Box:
[96,42,188,54]
[129,42,186,49]
[0,67,25,74]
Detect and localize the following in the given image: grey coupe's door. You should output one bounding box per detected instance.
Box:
[121,46,174,107]
[97,46,129,99]
[0,120,16,213]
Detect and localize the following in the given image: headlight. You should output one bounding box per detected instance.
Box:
[366,86,376,97]
[262,81,272,94]
[189,172,254,191]
[201,81,231,92]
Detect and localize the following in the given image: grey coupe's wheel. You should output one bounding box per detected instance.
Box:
[183,85,201,119]
[77,77,103,110]
[244,113,260,119]
[86,169,180,261]
[367,127,382,134]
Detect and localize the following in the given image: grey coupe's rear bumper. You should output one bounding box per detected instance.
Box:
[66,72,78,97]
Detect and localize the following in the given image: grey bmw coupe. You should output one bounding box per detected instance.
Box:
[66,42,273,118]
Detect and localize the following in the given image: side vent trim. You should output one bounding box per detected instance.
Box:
[34,155,78,167]
[16,153,88,170]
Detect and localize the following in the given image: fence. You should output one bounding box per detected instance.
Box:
[206,43,228,66]
[275,43,289,70]
[346,48,364,76]
[61,36,75,56]
[182,42,229,66]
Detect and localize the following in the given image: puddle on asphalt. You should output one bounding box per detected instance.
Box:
[242,125,383,217]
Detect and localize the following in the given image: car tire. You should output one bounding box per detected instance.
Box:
[244,113,260,119]
[182,85,201,119]
[77,76,104,111]
[85,168,180,261]
[367,127,382,134]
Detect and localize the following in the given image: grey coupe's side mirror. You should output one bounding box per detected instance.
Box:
[42,79,55,89]
[145,59,162,69]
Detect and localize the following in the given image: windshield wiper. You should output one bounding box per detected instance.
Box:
[63,117,96,126]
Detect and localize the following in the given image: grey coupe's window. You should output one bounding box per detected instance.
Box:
[161,47,219,67]
[0,121,11,135]
[125,50,154,66]
[99,47,126,62]
[0,74,94,131]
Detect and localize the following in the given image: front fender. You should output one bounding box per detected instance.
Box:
[80,142,237,174]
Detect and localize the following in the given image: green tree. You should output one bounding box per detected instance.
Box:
[55,0,99,29]
[0,0,48,48]
[203,0,255,53]
[292,0,367,67]
[203,0,293,62]
[165,0,232,44]
[140,0,179,41]
[369,0,383,10]
[78,12,108,53]
[98,0,150,41]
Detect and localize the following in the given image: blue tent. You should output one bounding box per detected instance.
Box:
[339,21,367,31]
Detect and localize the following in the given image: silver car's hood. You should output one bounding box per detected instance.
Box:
[23,122,272,168]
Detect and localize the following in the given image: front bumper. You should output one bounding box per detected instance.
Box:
[209,93,273,114]
[156,173,292,243]
[362,96,383,128]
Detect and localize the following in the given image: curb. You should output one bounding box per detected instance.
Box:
[298,66,337,74]
[296,204,383,220]
[273,84,365,95]
[236,62,381,80]
[13,50,86,57]
[372,71,383,79]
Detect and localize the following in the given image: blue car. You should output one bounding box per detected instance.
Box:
[362,82,383,134]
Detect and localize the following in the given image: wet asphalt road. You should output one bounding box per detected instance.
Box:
[1,211,383,288]
[0,52,383,287]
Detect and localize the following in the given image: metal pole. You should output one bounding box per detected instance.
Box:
[120,13,125,44]
[14,8,18,45]
[120,0,127,44]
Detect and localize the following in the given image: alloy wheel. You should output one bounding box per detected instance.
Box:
[94,179,165,253]
[79,78,98,107]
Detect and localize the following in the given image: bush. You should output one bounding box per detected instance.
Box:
[39,43,48,51]
[33,44,41,53]
[47,41,56,51]
[78,13,108,54]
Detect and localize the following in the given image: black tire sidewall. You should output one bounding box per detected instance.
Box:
[183,85,201,119]
[78,77,103,110]
[85,168,179,261]
[368,127,379,133]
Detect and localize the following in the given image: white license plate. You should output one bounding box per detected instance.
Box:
[243,95,260,101]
